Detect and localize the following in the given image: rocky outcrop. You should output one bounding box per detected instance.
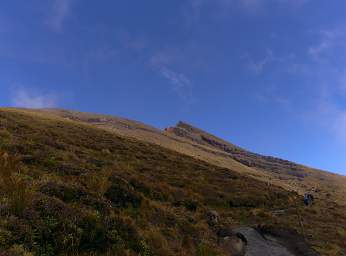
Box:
[206,210,220,226]
[166,121,309,179]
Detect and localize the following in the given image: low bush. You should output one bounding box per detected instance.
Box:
[39,182,86,203]
[229,194,267,208]
[105,176,142,208]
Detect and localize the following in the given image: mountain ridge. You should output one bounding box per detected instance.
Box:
[16,107,345,204]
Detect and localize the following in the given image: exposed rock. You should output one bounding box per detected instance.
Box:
[232,227,293,256]
[231,227,319,256]
[217,227,247,256]
[167,121,309,179]
[206,210,220,226]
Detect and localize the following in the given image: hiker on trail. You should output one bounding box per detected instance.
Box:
[303,193,314,206]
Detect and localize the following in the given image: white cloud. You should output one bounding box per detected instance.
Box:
[320,103,346,145]
[245,49,297,75]
[156,66,193,102]
[308,40,330,59]
[150,50,182,67]
[186,0,309,18]
[333,112,346,142]
[303,86,346,144]
[11,88,58,109]
[46,0,71,32]
[150,52,193,104]
[246,49,274,74]
[308,28,346,60]
[338,70,346,93]
[159,66,192,93]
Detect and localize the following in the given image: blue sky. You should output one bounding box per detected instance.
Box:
[1,0,346,174]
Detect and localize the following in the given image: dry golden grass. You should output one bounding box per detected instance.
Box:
[0,151,33,216]
[15,108,346,206]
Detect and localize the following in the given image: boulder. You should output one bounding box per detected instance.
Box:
[206,210,220,226]
[217,228,247,256]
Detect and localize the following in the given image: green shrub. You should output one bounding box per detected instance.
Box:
[229,194,267,208]
[40,182,86,203]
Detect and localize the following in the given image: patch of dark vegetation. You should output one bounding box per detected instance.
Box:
[229,194,267,208]
[130,178,170,202]
[40,182,86,203]
[105,176,142,208]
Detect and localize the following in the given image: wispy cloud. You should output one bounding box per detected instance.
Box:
[333,111,346,143]
[189,0,259,12]
[308,28,346,60]
[255,87,291,110]
[303,27,346,141]
[185,0,309,20]
[46,0,72,32]
[158,66,192,98]
[247,50,274,74]
[301,73,346,144]
[242,0,310,11]
[315,96,346,144]
[150,51,193,104]
[11,88,58,109]
[338,69,346,93]
[244,49,297,75]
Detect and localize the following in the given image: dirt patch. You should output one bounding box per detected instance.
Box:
[233,227,319,256]
[257,226,319,256]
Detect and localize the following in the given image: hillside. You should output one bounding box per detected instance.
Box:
[0,108,345,255]
[26,108,346,205]
[165,122,346,203]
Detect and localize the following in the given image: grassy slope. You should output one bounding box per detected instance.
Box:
[27,108,346,206]
[168,121,346,205]
[0,109,345,255]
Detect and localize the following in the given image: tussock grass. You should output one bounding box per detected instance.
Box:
[0,151,33,216]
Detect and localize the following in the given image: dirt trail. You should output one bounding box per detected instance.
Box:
[234,227,295,256]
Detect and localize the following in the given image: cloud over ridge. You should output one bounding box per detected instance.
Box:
[11,88,58,109]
